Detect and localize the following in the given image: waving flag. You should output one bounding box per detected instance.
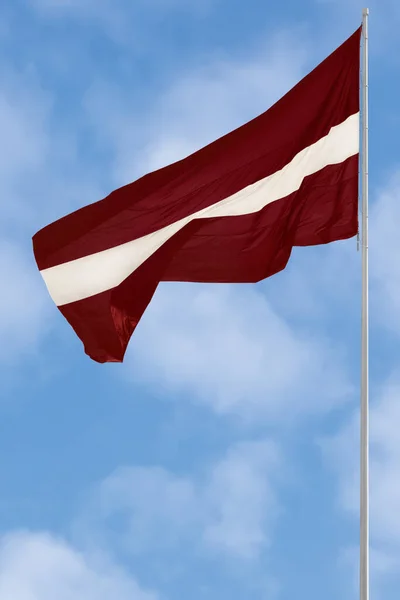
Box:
[33,27,361,363]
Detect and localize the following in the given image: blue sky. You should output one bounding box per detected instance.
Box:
[0,0,399,599]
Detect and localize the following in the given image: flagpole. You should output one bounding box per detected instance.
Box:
[360,8,369,600]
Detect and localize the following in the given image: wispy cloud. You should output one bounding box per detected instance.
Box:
[82,30,355,426]
[0,241,51,365]
[0,61,103,365]
[83,29,308,185]
[88,439,283,562]
[370,172,400,335]
[322,375,400,546]
[27,0,215,46]
[0,440,284,598]
[310,169,400,596]
[322,174,400,544]
[128,283,352,421]
[0,531,159,600]
[312,0,400,60]
[0,66,51,229]
[321,380,400,598]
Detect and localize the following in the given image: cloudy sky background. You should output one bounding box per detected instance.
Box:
[1,0,400,599]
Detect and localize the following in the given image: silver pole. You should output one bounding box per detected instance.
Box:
[360,8,369,600]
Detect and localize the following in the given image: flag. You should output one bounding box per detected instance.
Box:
[33,27,361,363]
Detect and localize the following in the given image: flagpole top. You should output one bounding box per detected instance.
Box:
[362,8,369,16]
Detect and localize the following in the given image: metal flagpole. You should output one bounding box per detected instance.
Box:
[360,8,369,600]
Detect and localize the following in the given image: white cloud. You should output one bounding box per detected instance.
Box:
[0,241,51,365]
[315,168,400,598]
[0,531,159,600]
[82,30,356,423]
[128,283,352,421]
[369,381,400,548]
[133,31,308,175]
[93,439,282,561]
[325,377,400,542]
[338,544,400,600]
[202,439,281,557]
[312,0,400,62]
[84,30,354,426]
[0,73,49,179]
[321,375,400,596]
[29,0,211,12]
[0,63,103,365]
[0,71,56,364]
[370,172,400,334]
[0,441,284,598]
[28,0,214,45]
[83,30,308,185]
[0,67,51,228]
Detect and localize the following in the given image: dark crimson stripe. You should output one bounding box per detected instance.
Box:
[33,28,361,271]
[59,158,358,363]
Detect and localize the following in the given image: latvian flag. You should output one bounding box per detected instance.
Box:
[33,27,361,363]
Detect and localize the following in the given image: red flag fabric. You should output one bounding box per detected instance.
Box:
[33,27,361,363]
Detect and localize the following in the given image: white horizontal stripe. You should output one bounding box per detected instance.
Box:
[41,112,359,306]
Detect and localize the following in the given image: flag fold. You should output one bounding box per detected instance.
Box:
[33,27,361,363]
